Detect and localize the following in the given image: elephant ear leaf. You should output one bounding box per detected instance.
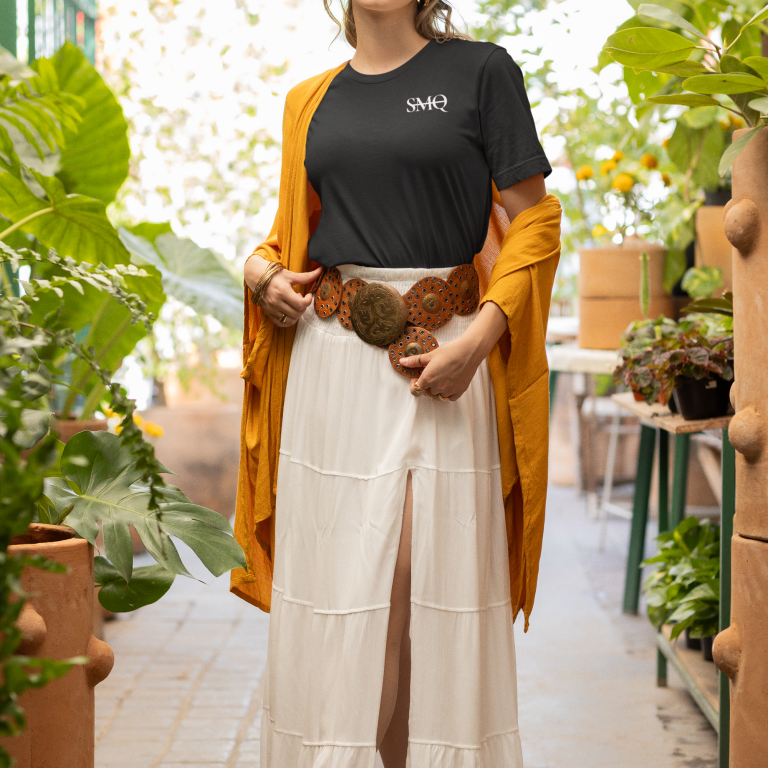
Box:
[120,228,243,331]
[40,42,130,204]
[94,557,175,612]
[44,431,245,584]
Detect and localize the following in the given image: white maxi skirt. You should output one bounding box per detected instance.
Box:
[261,264,524,768]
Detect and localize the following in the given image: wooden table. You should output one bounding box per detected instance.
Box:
[612,391,734,767]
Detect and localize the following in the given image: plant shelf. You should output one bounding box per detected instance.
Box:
[657,625,719,732]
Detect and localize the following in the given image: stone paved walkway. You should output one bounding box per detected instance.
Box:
[96,485,716,767]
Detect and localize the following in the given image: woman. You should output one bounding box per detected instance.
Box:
[230,2,561,767]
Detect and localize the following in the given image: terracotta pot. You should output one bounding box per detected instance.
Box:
[578,240,674,349]
[1,525,114,767]
[53,417,107,443]
[695,205,732,292]
[578,297,676,350]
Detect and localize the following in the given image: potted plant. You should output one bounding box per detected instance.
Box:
[643,516,720,661]
[0,240,247,767]
[614,315,680,404]
[654,329,734,420]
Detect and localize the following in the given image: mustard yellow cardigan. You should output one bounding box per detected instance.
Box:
[230,62,562,631]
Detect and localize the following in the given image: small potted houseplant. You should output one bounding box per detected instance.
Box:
[643,516,720,661]
[653,329,734,420]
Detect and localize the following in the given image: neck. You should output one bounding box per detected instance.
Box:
[349,3,429,75]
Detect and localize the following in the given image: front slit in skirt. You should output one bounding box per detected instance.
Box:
[261,264,524,768]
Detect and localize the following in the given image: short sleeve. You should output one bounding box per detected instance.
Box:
[479,48,552,191]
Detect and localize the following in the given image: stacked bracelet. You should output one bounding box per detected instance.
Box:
[250,261,284,306]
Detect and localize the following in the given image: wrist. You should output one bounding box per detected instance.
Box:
[244,253,269,291]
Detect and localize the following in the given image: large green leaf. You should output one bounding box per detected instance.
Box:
[748,95,768,113]
[27,259,165,418]
[637,4,710,42]
[683,73,768,94]
[44,431,246,583]
[646,93,720,108]
[120,228,243,330]
[603,27,696,69]
[94,557,175,612]
[40,42,130,204]
[0,170,129,265]
[742,56,768,81]
[718,125,763,175]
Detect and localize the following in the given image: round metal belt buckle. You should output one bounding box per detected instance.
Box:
[388,327,439,378]
[350,282,408,347]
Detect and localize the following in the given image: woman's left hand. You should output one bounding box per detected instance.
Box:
[399,337,481,401]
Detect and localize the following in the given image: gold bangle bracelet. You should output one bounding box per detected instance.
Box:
[250,261,284,306]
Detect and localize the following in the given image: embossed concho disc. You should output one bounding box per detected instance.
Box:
[350,282,407,346]
[404,276,455,329]
[447,263,480,315]
[388,326,439,379]
[313,267,342,318]
[337,278,368,330]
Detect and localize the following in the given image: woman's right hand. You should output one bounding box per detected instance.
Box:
[245,254,322,328]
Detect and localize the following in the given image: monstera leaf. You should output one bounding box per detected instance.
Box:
[38,42,130,204]
[94,557,175,612]
[120,228,243,330]
[0,170,129,266]
[44,431,245,585]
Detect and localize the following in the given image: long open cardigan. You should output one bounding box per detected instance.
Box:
[230,62,562,631]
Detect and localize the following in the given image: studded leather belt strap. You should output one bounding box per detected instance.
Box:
[311,265,480,378]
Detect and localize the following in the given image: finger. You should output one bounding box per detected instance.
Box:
[270,281,312,313]
[287,266,323,285]
[266,311,298,328]
[411,380,425,397]
[399,351,434,368]
[266,294,305,321]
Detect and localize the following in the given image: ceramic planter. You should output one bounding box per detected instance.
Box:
[672,375,732,421]
[578,240,675,350]
[2,525,114,768]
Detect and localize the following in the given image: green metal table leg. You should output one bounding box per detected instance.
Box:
[548,369,559,418]
[656,429,670,686]
[718,429,735,768]
[670,433,691,529]
[658,430,669,535]
[623,424,656,614]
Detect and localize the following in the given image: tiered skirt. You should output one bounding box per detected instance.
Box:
[261,264,524,768]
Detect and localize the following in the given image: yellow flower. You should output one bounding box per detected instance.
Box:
[612,150,624,161]
[143,421,165,438]
[640,153,658,169]
[612,173,635,193]
[575,165,594,181]
[719,118,730,131]
[600,159,617,175]
[661,172,672,187]
[114,424,123,435]
[662,138,671,149]
[728,114,745,128]
[592,224,609,238]
[132,413,145,427]
[101,405,116,419]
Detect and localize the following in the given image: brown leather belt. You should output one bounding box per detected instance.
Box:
[311,265,480,378]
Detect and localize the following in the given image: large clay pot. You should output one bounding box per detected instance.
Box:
[1,525,114,768]
[695,205,733,292]
[53,417,107,443]
[578,239,675,349]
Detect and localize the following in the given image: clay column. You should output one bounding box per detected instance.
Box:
[713,127,768,766]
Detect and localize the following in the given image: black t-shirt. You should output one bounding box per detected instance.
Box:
[304,38,551,269]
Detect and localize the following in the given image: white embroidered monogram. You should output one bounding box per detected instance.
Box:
[406,94,448,112]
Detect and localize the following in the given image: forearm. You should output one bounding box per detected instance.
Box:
[244,252,271,291]
[457,300,507,367]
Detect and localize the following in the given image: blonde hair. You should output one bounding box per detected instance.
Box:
[323,0,471,48]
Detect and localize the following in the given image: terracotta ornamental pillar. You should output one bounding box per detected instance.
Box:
[713,127,768,765]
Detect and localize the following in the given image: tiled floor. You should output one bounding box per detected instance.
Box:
[96,485,716,767]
